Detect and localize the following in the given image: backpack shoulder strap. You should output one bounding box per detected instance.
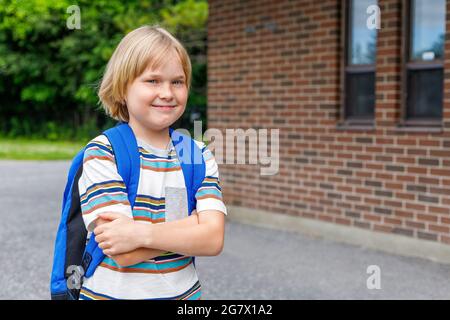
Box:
[103,123,140,207]
[169,128,206,216]
[83,122,140,278]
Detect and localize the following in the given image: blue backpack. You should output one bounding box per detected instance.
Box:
[50,123,205,300]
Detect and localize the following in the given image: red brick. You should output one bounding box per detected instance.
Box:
[209,0,450,247]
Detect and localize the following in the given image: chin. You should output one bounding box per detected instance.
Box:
[147,119,178,131]
[156,114,184,127]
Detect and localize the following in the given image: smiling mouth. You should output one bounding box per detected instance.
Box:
[152,105,176,108]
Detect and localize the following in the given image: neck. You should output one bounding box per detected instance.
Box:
[128,120,171,149]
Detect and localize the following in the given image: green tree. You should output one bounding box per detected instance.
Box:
[0,0,208,140]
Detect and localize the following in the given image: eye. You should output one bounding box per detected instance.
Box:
[147,79,159,84]
[173,80,185,85]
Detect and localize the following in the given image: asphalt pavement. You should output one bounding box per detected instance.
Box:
[1,160,450,300]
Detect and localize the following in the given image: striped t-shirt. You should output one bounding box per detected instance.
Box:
[77,134,227,300]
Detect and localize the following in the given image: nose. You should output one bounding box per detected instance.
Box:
[158,82,174,100]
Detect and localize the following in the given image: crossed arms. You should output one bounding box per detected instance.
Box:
[92,209,225,267]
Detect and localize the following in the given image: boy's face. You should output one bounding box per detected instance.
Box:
[125,50,188,132]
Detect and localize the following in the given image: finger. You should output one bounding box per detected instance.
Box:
[93,225,104,236]
[98,241,111,250]
[94,234,105,243]
[95,218,109,226]
[98,212,124,221]
[104,249,114,256]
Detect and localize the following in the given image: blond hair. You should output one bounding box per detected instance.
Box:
[98,25,192,122]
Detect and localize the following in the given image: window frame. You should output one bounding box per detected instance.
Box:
[339,0,377,127]
[400,0,445,128]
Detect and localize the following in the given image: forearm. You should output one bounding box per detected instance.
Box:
[110,212,200,266]
[110,247,165,267]
[140,211,224,257]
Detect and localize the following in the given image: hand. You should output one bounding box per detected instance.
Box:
[95,217,110,227]
[93,212,145,256]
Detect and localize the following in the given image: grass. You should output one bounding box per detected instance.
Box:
[0,138,87,160]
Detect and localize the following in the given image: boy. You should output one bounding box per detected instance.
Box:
[78,25,226,300]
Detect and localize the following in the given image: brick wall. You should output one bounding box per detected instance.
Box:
[207,0,450,245]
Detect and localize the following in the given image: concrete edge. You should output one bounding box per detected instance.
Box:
[226,205,450,265]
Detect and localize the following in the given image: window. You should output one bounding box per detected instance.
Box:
[402,0,446,126]
[341,0,378,125]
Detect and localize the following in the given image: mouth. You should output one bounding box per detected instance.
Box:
[151,104,177,110]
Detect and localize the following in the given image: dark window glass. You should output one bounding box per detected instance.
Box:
[411,0,446,61]
[345,72,375,119]
[405,0,445,122]
[349,0,378,65]
[406,68,443,119]
[344,0,378,122]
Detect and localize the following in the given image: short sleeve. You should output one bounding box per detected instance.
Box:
[194,141,227,215]
[78,134,133,232]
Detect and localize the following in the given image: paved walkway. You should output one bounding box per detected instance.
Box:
[1,160,450,299]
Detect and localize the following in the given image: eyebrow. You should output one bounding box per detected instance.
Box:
[146,73,185,79]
